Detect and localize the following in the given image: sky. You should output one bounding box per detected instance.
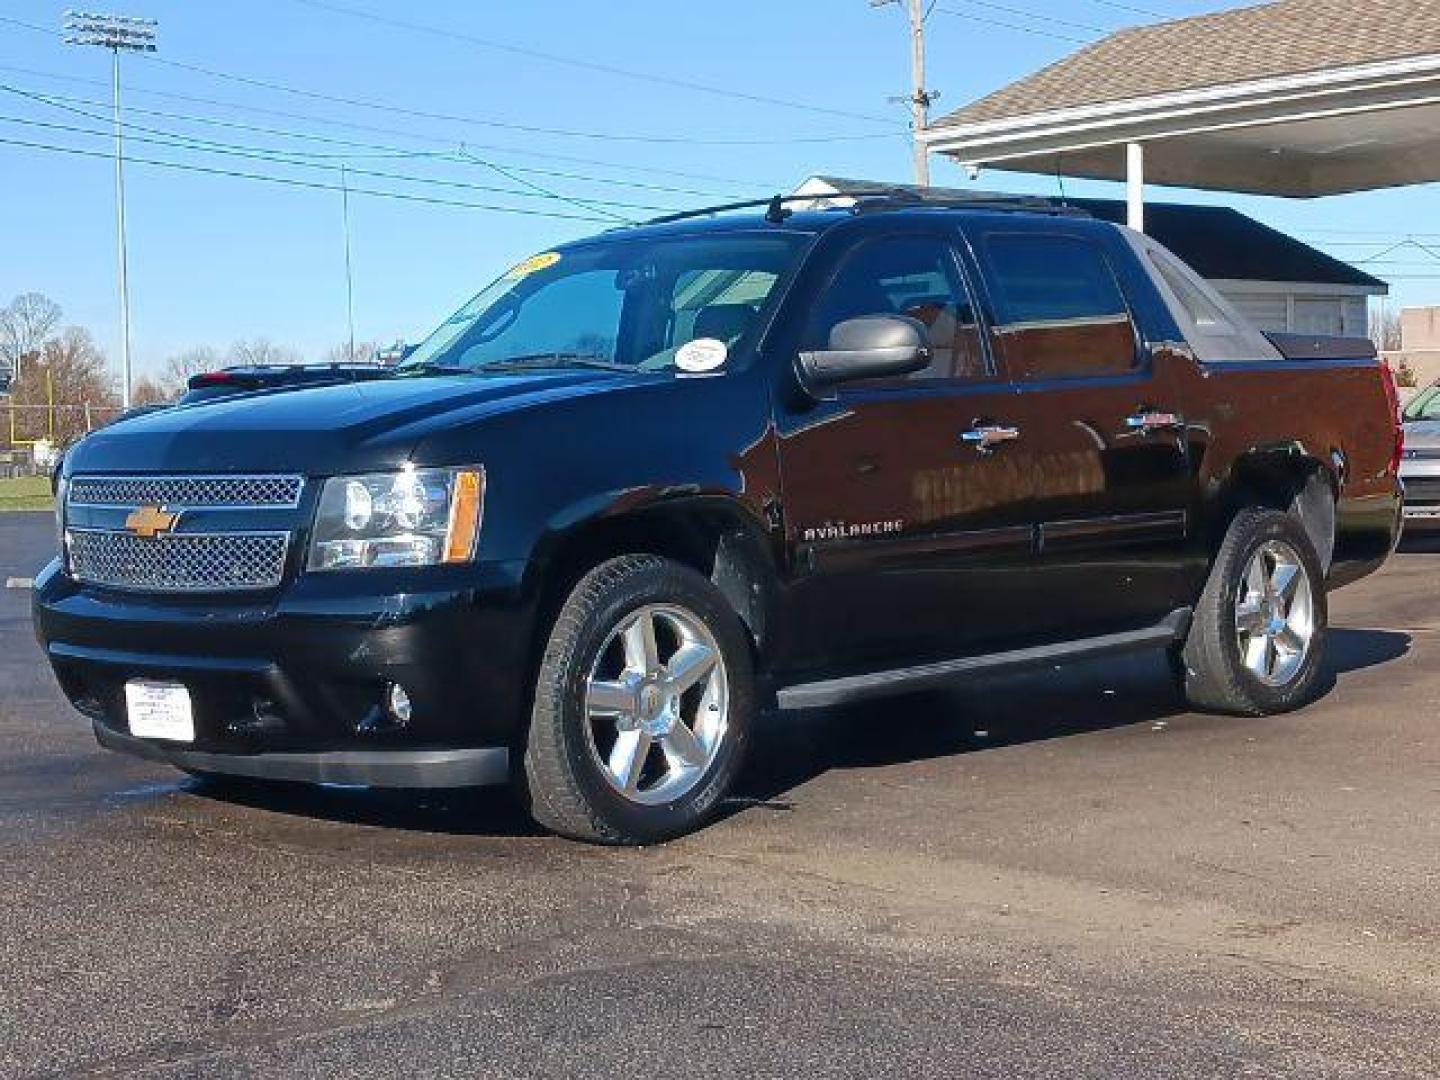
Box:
[2,0,1438,380]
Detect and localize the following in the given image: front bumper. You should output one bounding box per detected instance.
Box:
[33,557,537,787]
[92,721,509,787]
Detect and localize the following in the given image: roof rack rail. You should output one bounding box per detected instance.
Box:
[637,189,1088,228]
[847,186,1090,218]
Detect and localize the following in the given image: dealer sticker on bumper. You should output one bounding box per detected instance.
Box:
[124,680,195,743]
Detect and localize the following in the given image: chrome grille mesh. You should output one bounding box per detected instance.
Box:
[68,474,303,508]
[67,530,290,592]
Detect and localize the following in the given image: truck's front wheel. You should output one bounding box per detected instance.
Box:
[522,555,754,844]
[1178,508,1328,715]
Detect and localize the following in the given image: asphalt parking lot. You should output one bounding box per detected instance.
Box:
[3,511,1440,1078]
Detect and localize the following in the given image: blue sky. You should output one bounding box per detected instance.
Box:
[1,0,1436,377]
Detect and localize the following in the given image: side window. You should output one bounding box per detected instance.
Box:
[982,234,1138,381]
[806,235,987,382]
[1147,248,1232,330]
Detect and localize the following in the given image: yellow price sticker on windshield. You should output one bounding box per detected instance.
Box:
[504,251,562,280]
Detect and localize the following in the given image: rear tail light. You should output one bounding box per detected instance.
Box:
[1381,360,1404,476]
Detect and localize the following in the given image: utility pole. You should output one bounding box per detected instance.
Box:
[63,10,157,411]
[871,0,936,186]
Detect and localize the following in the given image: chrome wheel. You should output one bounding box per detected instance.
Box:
[583,603,729,806]
[1234,540,1314,687]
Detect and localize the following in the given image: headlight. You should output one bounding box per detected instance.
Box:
[308,466,484,571]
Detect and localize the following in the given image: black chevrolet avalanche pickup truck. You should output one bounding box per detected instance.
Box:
[35,193,1404,844]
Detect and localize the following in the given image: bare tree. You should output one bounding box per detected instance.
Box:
[0,292,63,384]
[228,338,303,367]
[1371,302,1403,353]
[8,326,118,445]
[130,375,173,407]
[155,345,223,397]
[322,339,380,364]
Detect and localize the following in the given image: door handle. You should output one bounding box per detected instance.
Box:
[1124,410,1183,434]
[961,424,1021,453]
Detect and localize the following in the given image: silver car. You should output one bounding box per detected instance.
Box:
[1402,382,1440,525]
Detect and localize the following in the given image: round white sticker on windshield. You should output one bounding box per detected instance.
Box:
[675,337,728,373]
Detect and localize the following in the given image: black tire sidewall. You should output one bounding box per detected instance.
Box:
[545,560,753,843]
[1212,511,1328,713]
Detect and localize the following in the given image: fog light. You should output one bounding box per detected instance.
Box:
[386,683,413,725]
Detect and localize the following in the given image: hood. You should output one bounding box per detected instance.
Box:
[67,370,649,475]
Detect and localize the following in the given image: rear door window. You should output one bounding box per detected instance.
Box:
[980,233,1139,381]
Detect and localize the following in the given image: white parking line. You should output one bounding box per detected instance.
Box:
[5,577,34,589]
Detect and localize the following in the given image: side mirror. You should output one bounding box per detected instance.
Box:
[796,315,931,392]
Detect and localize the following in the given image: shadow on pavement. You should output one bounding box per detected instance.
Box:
[184,774,544,838]
[182,628,1412,837]
[729,626,1412,816]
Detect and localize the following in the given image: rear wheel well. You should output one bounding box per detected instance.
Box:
[1219,454,1337,572]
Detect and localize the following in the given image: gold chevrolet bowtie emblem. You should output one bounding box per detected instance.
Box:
[124,505,179,539]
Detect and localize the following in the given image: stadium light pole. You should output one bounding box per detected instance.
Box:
[63,11,156,411]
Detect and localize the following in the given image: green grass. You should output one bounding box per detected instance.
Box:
[0,475,54,512]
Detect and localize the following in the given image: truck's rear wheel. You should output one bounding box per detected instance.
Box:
[1178,508,1327,715]
[522,555,753,844]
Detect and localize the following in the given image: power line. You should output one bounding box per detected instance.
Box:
[0,18,894,147]
[144,54,899,147]
[940,0,1112,35]
[932,5,1096,43]
[0,63,780,189]
[0,111,678,219]
[0,82,749,199]
[0,133,618,222]
[285,0,902,127]
[0,86,683,215]
[1078,0,1166,19]
[0,13,54,36]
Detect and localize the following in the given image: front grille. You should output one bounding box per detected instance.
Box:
[67,529,290,593]
[68,474,303,509]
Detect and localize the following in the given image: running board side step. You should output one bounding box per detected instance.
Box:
[775,608,1192,711]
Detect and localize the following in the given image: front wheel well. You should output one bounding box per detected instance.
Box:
[526,504,775,680]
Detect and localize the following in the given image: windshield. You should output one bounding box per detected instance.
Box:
[1404,384,1440,421]
[400,233,806,375]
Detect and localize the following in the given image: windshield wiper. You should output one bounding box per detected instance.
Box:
[391,361,471,378]
[479,353,636,374]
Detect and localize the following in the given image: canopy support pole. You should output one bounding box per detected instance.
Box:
[1126,142,1145,232]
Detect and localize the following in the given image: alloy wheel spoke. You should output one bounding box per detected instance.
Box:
[660,720,706,769]
[587,679,634,715]
[663,642,717,695]
[1270,562,1301,603]
[1275,625,1306,656]
[1243,632,1271,676]
[1245,555,1269,601]
[608,729,651,792]
[622,611,661,674]
[1235,600,1269,636]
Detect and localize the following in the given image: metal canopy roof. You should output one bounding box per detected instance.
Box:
[923,0,1440,198]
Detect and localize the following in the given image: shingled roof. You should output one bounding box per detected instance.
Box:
[935,0,1440,129]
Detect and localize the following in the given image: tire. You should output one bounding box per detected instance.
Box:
[1178,507,1328,716]
[522,554,754,845]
